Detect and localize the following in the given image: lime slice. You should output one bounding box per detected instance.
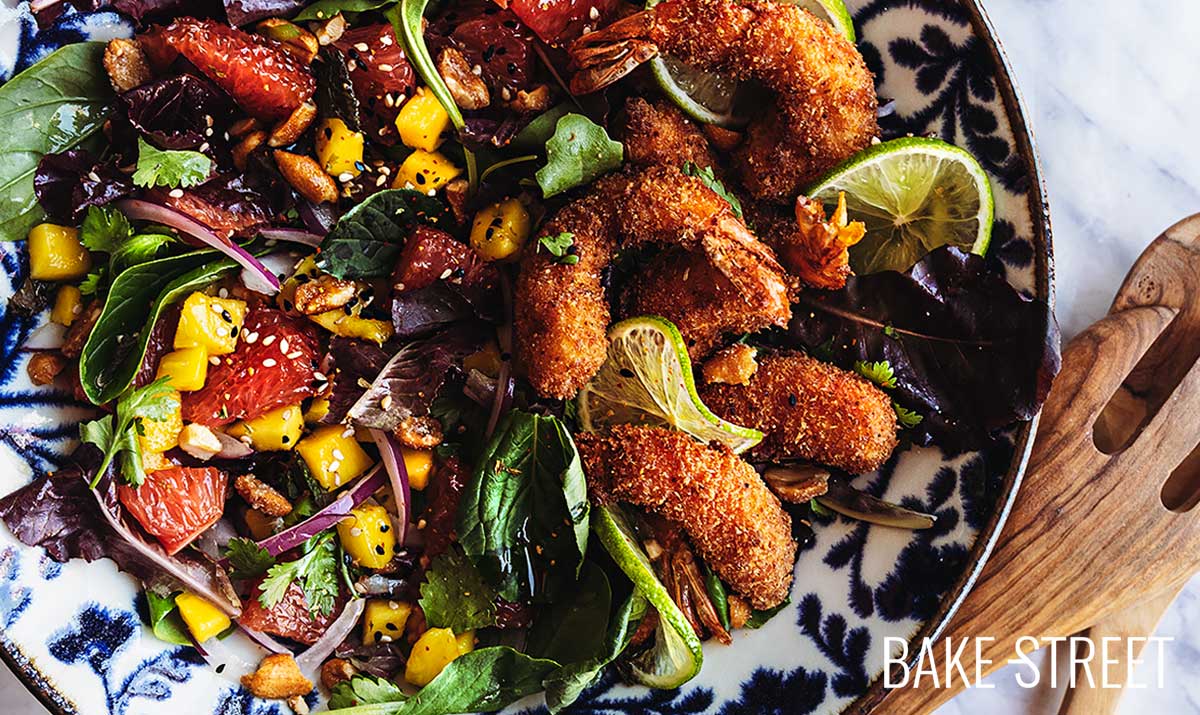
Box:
[577,316,763,454]
[806,137,995,275]
[592,504,703,688]
[649,0,855,127]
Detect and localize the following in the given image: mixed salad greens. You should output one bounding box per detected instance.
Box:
[0,0,1059,712]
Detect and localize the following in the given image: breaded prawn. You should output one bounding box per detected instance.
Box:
[577,425,796,609]
[700,350,899,473]
[621,96,720,170]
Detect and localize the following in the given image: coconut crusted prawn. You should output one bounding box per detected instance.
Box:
[570,0,879,203]
[515,164,794,399]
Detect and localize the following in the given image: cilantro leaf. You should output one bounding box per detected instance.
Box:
[79,270,105,295]
[81,377,179,487]
[681,162,743,219]
[419,546,497,632]
[894,403,924,429]
[224,537,276,581]
[258,532,340,617]
[133,137,213,189]
[329,674,408,708]
[536,232,579,265]
[854,360,897,390]
[535,114,623,198]
[80,205,132,254]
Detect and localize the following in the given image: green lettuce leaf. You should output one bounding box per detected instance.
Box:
[535,114,623,198]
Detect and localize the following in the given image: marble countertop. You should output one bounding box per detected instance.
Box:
[3,0,1200,712]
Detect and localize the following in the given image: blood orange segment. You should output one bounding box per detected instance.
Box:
[239,580,341,644]
[333,24,417,143]
[117,466,228,555]
[509,0,621,45]
[161,18,315,122]
[181,309,321,427]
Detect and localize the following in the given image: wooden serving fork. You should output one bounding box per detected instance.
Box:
[870,213,1200,714]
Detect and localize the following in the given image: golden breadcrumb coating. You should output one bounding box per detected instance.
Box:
[577,425,796,609]
[700,351,899,473]
[621,96,720,170]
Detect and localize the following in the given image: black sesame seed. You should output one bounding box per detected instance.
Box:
[379,523,389,532]
[386,622,398,630]
[374,544,386,555]
[788,394,798,406]
[506,62,518,74]
[482,45,496,62]
[221,309,233,322]
[451,267,465,279]
[619,368,634,378]
[282,435,290,443]
[216,664,226,674]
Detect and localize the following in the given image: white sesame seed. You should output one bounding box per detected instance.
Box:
[354,42,369,52]
[350,527,362,537]
[332,448,345,461]
[279,338,289,353]
[239,435,253,445]
[262,335,276,346]
[380,635,393,643]
[218,288,229,298]
[204,115,213,127]
[244,331,259,344]
[169,189,185,198]
[287,351,302,359]
[380,395,393,411]
[87,171,101,182]
[282,409,293,420]
[589,6,600,19]
[209,356,221,365]
[427,188,437,197]
[378,63,394,72]
[375,174,388,187]
[388,600,399,610]
[501,87,512,101]
[313,371,328,382]
[471,64,482,76]
[328,459,341,472]
[439,268,453,280]
[340,172,356,183]
[262,358,277,368]
[341,426,355,438]
[210,303,225,314]
[380,34,392,46]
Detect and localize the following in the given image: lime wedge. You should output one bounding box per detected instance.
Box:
[592,504,703,688]
[577,316,763,454]
[806,137,995,275]
[649,0,855,127]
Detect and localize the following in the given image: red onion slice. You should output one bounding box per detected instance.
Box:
[22,322,66,351]
[116,199,281,295]
[237,622,291,655]
[258,228,324,247]
[254,464,386,557]
[369,429,411,543]
[295,598,365,681]
[485,275,515,439]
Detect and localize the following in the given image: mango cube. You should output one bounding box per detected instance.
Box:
[405,627,465,687]
[391,150,461,194]
[309,310,392,346]
[156,347,209,392]
[227,404,304,451]
[362,599,412,645]
[395,87,450,152]
[297,424,374,489]
[174,292,247,356]
[51,285,83,326]
[469,199,530,262]
[315,117,365,178]
[456,630,475,655]
[336,503,396,568]
[244,508,281,540]
[28,223,91,281]
[138,390,183,454]
[303,397,330,425]
[175,592,231,643]
[403,448,434,491]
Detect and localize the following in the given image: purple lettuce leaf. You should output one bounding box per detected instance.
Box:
[787,246,1061,452]
[324,337,392,425]
[223,0,307,26]
[106,0,195,22]
[122,74,231,150]
[34,150,133,224]
[0,466,108,563]
[391,284,476,339]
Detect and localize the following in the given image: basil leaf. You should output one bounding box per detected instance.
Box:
[293,0,395,21]
[526,561,610,665]
[79,251,232,404]
[456,410,589,601]
[144,589,192,647]
[0,43,114,241]
[535,113,623,198]
[316,189,450,279]
[542,590,647,713]
[701,561,731,631]
[745,597,790,629]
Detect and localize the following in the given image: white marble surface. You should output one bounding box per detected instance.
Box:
[4,0,1200,712]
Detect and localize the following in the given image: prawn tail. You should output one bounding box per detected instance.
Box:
[568,11,659,94]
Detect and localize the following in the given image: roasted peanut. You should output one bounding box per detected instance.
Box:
[235,474,293,517]
[103,38,150,93]
[256,18,319,64]
[229,117,263,139]
[61,300,102,359]
[274,150,339,204]
[293,273,357,314]
[313,13,347,46]
[443,178,471,225]
[394,415,443,450]
[232,130,267,171]
[268,101,317,147]
[506,85,552,115]
[241,653,312,700]
[438,48,490,110]
[319,658,357,690]
[26,353,66,386]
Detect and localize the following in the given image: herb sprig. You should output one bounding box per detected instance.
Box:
[80,377,178,488]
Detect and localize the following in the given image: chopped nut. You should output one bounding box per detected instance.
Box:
[437,48,490,110]
[241,653,313,700]
[293,273,357,315]
[235,474,293,517]
[256,18,319,64]
[232,130,268,171]
[287,695,309,715]
[442,178,471,225]
[229,117,263,139]
[268,101,317,147]
[61,300,102,359]
[703,124,743,152]
[701,344,759,386]
[319,658,357,690]
[26,352,66,386]
[728,594,751,630]
[394,415,443,449]
[103,38,151,93]
[274,150,339,204]
[313,13,347,46]
[404,604,428,646]
[506,84,553,114]
[179,423,223,460]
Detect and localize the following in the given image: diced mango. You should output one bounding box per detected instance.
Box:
[392,150,461,194]
[174,292,247,356]
[405,627,464,687]
[395,87,450,152]
[336,503,396,568]
[156,347,209,392]
[297,424,374,489]
[403,448,434,491]
[455,630,475,655]
[142,451,172,473]
[463,342,501,378]
[244,508,281,540]
[362,599,413,645]
[227,404,304,451]
[138,390,183,454]
[28,224,90,281]
[304,397,330,425]
[175,592,231,643]
[309,310,392,345]
[315,117,365,178]
[469,199,530,262]
[51,285,83,326]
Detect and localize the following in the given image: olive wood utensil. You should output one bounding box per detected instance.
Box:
[874,213,1200,714]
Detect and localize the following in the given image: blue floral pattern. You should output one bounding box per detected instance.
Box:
[0,0,1048,713]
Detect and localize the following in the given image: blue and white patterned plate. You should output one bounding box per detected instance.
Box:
[0,0,1052,713]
